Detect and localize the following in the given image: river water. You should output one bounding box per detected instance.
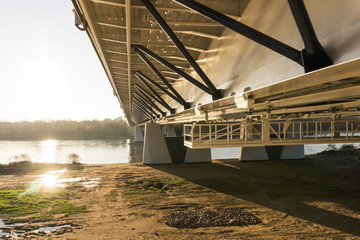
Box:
[0,140,358,164]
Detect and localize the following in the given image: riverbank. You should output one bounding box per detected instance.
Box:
[1,151,360,239]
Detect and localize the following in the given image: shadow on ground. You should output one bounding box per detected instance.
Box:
[152,153,360,236]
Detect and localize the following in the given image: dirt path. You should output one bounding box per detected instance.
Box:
[1,152,360,239]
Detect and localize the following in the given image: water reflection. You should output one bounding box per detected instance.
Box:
[128,140,143,163]
[18,169,101,197]
[39,139,58,163]
[0,139,134,164]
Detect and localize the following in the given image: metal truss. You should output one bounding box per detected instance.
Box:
[174,0,333,72]
[184,117,360,149]
[134,71,175,114]
[133,91,165,117]
[133,97,160,118]
[133,45,212,95]
[140,0,221,99]
[134,48,190,109]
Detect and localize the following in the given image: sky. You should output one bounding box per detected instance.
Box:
[0,1,124,122]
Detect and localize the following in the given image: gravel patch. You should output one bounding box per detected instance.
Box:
[165,208,261,228]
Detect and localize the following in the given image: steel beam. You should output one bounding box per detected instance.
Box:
[133,45,212,95]
[134,83,168,113]
[133,101,155,119]
[132,105,150,120]
[133,96,160,118]
[134,90,166,116]
[135,70,190,109]
[287,0,333,72]
[133,97,159,118]
[134,72,175,114]
[125,0,132,118]
[132,103,151,118]
[134,48,190,108]
[140,0,221,99]
[173,0,303,66]
[135,71,178,104]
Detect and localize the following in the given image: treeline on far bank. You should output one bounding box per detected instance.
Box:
[0,119,132,140]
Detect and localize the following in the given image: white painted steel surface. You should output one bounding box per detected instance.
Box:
[184,118,360,149]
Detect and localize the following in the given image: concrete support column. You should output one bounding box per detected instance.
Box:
[133,126,144,142]
[143,123,172,164]
[240,116,305,161]
[143,123,212,164]
[239,145,304,161]
[184,148,212,163]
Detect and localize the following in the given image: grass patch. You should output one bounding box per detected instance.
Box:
[148,187,166,193]
[51,200,86,216]
[0,160,73,175]
[123,189,147,197]
[169,178,186,186]
[105,189,118,202]
[0,187,86,221]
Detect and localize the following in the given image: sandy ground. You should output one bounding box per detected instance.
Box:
[1,152,360,239]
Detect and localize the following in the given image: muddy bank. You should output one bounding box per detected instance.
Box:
[1,151,360,239]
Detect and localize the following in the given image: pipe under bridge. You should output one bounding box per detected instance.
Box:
[71,0,360,163]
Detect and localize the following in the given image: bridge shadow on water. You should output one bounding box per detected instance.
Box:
[152,156,360,236]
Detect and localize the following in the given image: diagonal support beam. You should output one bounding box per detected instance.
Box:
[133,97,159,118]
[134,48,190,109]
[134,83,168,114]
[140,0,221,100]
[288,0,333,72]
[135,71,178,103]
[173,0,303,66]
[133,104,151,120]
[133,96,160,118]
[133,103,152,119]
[134,89,166,116]
[135,70,189,109]
[133,100,155,119]
[132,107,146,120]
[134,72,175,114]
[133,45,212,96]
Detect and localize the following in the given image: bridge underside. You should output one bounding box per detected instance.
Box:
[71,0,360,162]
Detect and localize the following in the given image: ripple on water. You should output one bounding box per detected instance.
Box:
[33,225,70,233]
[0,219,24,239]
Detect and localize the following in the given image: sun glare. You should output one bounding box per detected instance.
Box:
[40,139,58,163]
[39,174,59,188]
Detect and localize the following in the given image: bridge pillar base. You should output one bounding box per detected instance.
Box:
[143,123,172,164]
[143,123,212,164]
[185,148,212,163]
[239,145,304,161]
[133,126,144,142]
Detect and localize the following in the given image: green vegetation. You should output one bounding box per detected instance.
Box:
[320,144,360,159]
[0,118,131,140]
[148,187,166,193]
[169,178,186,186]
[68,153,81,164]
[105,189,118,202]
[0,160,64,175]
[0,188,86,221]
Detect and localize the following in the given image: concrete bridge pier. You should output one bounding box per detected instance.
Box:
[239,145,304,161]
[143,123,211,164]
[133,125,144,143]
[239,120,304,161]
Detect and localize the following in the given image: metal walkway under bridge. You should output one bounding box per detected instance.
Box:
[184,117,360,149]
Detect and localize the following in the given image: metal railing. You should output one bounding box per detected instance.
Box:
[184,119,360,148]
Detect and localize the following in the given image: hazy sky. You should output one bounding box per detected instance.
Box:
[0,1,123,121]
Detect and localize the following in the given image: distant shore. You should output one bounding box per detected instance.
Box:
[0,119,132,141]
